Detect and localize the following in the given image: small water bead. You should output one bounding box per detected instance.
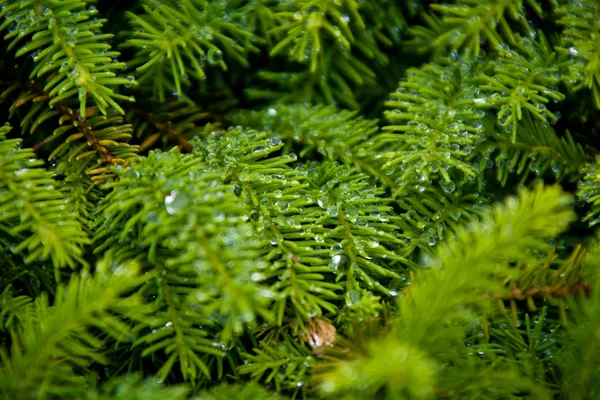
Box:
[329,254,349,271]
[368,237,379,248]
[327,206,339,217]
[347,290,361,304]
[383,166,395,175]
[317,196,329,208]
[164,190,190,215]
[551,161,561,173]
[270,137,281,146]
[275,200,289,212]
[442,180,456,193]
[254,145,267,152]
[66,22,78,35]
[346,208,358,221]
[357,219,368,228]
[125,75,136,87]
[331,243,343,254]
[389,275,409,296]
[273,189,283,198]
[378,212,389,222]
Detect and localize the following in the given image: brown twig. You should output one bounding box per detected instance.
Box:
[133,107,192,153]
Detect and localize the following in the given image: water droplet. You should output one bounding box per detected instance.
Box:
[327,206,339,217]
[368,237,379,248]
[318,196,329,208]
[442,180,456,193]
[357,219,368,228]
[347,289,361,304]
[274,190,282,198]
[331,243,343,254]
[251,272,266,281]
[270,137,281,146]
[275,200,289,212]
[165,190,190,215]
[329,254,349,271]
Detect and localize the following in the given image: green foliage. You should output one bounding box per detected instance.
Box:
[556,241,600,400]
[197,381,284,400]
[554,0,600,108]
[94,148,275,381]
[239,333,314,392]
[245,0,403,109]
[579,158,600,225]
[478,33,564,141]
[0,257,150,399]
[0,124,89,275]
[124,0,258,102]
[407,0,540,56]
[317,184,573,399]
[483,113,588,186]
[83,375,189,400]
[1,0,600,399]
[381,57,485,187]
[0,0,134,116]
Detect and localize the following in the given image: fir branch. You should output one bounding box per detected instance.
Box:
[407,0,540,56]
[94,149,275,381]
[478,33,565,142]
[483,113,588,186]
[83,374,189,400]
[317,184,575,397]
[380,57,486,187]
[0,124,90,275]
[555,240,600,400]
[577,157,600,226]
[0,285,32,333]
[555,0,600,108]
[198,381,285,400]
[191,129,414,319]
[123,0,258,102]
[0,0,135,115]
[0,257,151,399]
[1,77,138,182]
[239,333,314,393]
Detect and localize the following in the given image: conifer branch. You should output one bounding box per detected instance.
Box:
[0,0,135,115]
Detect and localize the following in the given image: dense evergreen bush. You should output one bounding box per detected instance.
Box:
[1,0,600,398]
